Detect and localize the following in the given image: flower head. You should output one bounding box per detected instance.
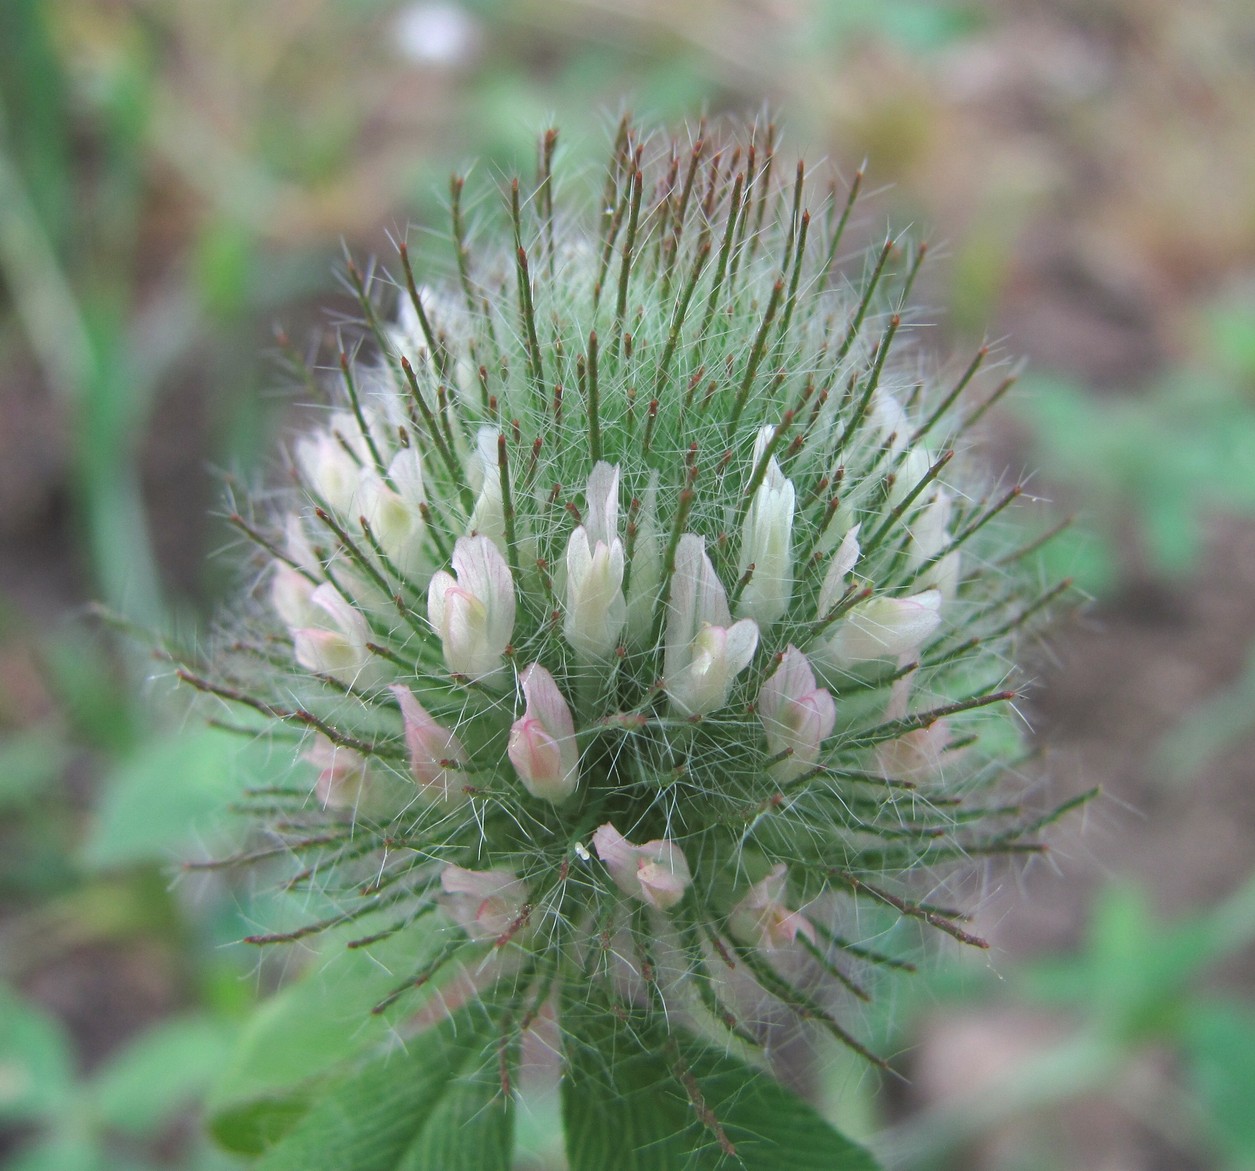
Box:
[184,119,1071,1117]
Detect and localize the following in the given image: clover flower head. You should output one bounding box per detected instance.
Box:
[183,117,1074,1119]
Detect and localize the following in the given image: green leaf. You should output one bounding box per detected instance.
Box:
[91,1014,235,1136]
[253,1007,512,1171]
[208,928,465,1155]
[0,984,76,1123]
[0,729,69,808]
[1184,1000,1255,1162]
[82,726,284,868]
[207,945,399,1154]
[3,1133,103,1171]
[562,1003,881,1171]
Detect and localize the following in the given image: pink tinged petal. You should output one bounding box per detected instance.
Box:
[877,719,954,783]
[817,524,861,617]
[758,645,836,782]
[293,584,373,683]
[635,858,691,911]
[728,864,816,950]
[391,685,471,804]
[302,735,369,809]
[508,663,579,802]
[439,865,531,942]
[592,823,692,911]
[824,589,942,664]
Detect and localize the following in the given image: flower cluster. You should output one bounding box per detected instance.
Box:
[186,118,1070,1077]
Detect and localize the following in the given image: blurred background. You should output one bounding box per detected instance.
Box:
[2,0,1255,1168]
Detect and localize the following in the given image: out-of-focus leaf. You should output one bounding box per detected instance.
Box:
[0,984,75,1123]
[91,1014,235,1136]
[1183,1000,1255,1163]
[207,938,415,1154]
[0,729,69,808]
[3,1133,103,1171]
[562,1001,881,1171]
[252,1007,511,1171]
[81,726,286,868]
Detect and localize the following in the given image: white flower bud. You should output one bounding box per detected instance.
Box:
[757,645,836,783]
[465,426,506,552]
[427,534,515,684]
[592,823,692,911]
[625,471,662,647]
[563,528,627,659]
[271,563,317,630]
[293,583,375,685]
[359,446,432,586]
[817,524,861,618]
[391,684,471,805]
[819,589,942,665]
[665,534,759,716]
[736,426,795,627]
[508,663,579,803]
[295,417,363,516]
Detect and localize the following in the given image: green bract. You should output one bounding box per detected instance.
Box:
[184,117,1073,1163]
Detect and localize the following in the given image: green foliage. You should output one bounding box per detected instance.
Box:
[92,1016,236,1137]
[0,982,244,1170]
[82,726,271,868]
[207,942,404,1153]
[1016,331,1255,594]
[886,875,1255,1168]
[563,1002,881,1170]
[250,1008,513,1171]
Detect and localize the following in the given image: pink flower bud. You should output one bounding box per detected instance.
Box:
[593,823,692,911]
[508,663,579,802]
[427,534,515,684]
[439,865,531,942]
[877,720,954,783]
[728,864,816,950]
[757,645,836,783]
[391,685,471,805]
[302,734,369,809]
